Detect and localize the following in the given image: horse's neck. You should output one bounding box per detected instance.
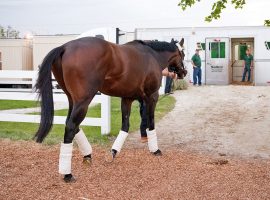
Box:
[156,51,173,70]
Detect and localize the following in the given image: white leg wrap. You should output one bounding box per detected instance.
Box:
[59,142,73,175]
[74,128,92,156]
[111,130,128,152]
[147,129,159,152]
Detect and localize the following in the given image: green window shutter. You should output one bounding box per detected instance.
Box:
[266,42,270,50]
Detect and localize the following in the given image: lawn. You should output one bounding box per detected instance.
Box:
[0,96,175,145]
[0,100,39,110]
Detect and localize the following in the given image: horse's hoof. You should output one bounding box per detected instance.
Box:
[83,155,92,165]
[152,149,162,156]
[63,174,76,183]
[105,150,116,163]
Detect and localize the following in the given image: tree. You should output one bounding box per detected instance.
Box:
[0,25,5,38]
[0,25,20,38]
[178,0,269,26]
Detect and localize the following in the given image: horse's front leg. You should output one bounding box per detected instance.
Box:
[146,92,162,156]
[110,98,133,160]
[138,99,148,143]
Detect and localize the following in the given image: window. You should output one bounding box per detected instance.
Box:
[234,43,251,60]
[239,45,248,60]
[234,45,239,60]
[210,42,226,58]
[0,52,2,70]
[196,42,206,50]
[201,43,206,50]
[265,41,270,50]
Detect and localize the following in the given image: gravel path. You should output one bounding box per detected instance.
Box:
[127,85,270,159]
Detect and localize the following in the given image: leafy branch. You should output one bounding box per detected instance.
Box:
[0,25,20,38]
[265,20,270,26]
[178,0,269,26]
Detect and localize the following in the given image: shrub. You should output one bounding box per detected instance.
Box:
[172,79,188,90]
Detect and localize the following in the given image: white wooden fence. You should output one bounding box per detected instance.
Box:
[0,70,111,135]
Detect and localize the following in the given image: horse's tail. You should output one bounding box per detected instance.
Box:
[34,46,64,143]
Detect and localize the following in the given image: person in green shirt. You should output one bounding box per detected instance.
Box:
[241,49,254,82]
[191,49,202,86]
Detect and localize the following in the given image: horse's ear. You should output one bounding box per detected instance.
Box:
[179,38,184,46]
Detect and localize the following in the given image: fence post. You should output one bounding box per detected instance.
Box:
[101,94,111,135]
[31,71,38,90]
[159,76,166,95]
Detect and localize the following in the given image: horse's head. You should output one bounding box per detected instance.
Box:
[169,38,187,79]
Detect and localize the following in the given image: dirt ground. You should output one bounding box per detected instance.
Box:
[128,85,270,159]
[1,85,270,199]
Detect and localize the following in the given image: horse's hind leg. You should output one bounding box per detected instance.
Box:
[66,97,92,162]
[109,98,133,160]
[59,94,95,183]
[66,97,73,124]
[146,92,162,156]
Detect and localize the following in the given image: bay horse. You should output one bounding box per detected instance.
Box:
[34,37,186,182]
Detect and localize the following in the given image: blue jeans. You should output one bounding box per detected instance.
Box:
[193,67,202,85]
[242,67,251,82]
[165,76,173,93]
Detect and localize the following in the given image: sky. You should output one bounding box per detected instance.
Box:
[0,0,269,36]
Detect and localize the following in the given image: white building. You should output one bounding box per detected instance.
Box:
[135,26,270,85]
[0,38,33,71]
[33,34,78,70]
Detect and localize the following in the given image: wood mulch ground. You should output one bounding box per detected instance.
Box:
[1,139,270,200]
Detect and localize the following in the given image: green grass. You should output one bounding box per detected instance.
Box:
[0,100,39,110]
[0,96,175,145]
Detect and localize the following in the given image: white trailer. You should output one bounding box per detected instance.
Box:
[135,26,270,86]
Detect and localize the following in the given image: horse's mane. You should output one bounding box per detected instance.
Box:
[128,40,177,52]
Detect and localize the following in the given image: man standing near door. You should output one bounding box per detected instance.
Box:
[191,49,202,86]
[242,49,254,82]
